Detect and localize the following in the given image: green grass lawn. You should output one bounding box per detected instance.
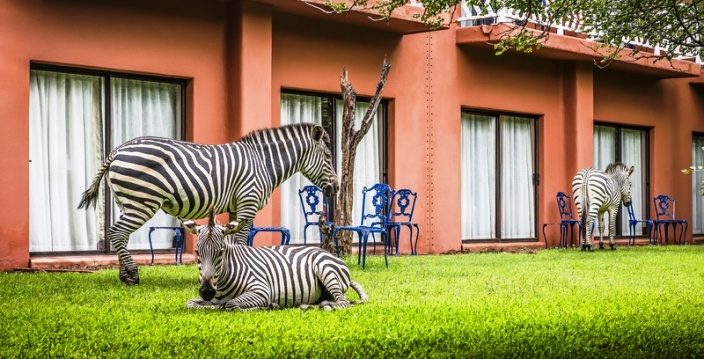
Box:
[2,245,704,358]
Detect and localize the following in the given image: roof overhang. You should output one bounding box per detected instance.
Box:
[456,23,701,79]
[253,0,447,34]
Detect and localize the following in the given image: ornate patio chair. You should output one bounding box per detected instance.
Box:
[542,191,582,248]
[298,185,334,244]
[332,183,393,269]
[386,188,419,255]
[652,195,688,245]
[626,205,655,246]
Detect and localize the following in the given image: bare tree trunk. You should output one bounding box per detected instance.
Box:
[328,58,391,256]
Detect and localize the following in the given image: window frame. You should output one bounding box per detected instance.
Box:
[460,109,540,243]
[691,132,704,235]
[29,63,187,255]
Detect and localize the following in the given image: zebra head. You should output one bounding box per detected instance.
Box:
[606,162,635,207]
[301,125,339,198]
[181,206,241,302]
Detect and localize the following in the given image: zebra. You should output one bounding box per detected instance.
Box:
[78,123,339,285]
[182,206,368,311]
[571,162,634,251]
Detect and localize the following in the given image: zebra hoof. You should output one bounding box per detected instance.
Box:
[581,244,593,252]
[119,268,140,285]
[599,243,605,250]
[610,244,616,250]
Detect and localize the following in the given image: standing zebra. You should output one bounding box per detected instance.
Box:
[571,162,634,251]
[183,206,368,311]
[78,123,338,285]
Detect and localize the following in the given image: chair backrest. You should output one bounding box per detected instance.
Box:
[653,195,676,220]
[389,188,418,223]
[298,185,329,225]
[359,183,394,227]
[556,192,576,221]
[626,204,638,221]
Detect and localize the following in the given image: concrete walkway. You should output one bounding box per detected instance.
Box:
[28,253,196,270]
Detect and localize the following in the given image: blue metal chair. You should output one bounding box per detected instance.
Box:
[653,195,688,245]
[148,226,185,264]
[248,225,290,246]
[332,183,393,269]
[298,185,334,244]
[386,188,419,255]
[541,192,582,248]
[626,205,655,246]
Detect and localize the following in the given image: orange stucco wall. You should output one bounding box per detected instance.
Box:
[1,0,703,270]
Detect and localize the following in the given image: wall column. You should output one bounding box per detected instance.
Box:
[563,61,594,180]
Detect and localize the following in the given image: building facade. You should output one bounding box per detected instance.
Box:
[1,0,703,271]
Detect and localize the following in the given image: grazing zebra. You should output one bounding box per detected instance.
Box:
[182,206,368,311]
[78,123,338,285]
[571,162,634,251]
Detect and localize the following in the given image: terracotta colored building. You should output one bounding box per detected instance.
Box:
[2,0,703,271]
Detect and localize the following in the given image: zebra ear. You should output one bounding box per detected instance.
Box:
[312,125,325,142]
[628,166,635,176]
[223,221,241,236]
[181,219,201,234]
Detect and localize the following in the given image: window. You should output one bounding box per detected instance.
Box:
[460,111,537,241]
[593,124,649,237]
[691,134,704,235]
[279,91,387,244]
[29,66,185,253]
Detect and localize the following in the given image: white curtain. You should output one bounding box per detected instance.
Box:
[279,93,383,244]
[593,125,617,237]
[279,93,323,244]
[29,70,104,252]
[336,101,382,234]
[461,113,496,239]
[111,78,181,250]
[692,136,704,234]
[500,116,535,238]
[621,129,645,235]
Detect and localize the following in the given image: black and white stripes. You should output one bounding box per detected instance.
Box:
[571,162,634,251]
[78,124,338,285]
[183,207,367,311]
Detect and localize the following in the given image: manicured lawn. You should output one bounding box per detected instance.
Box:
[2,245,704,358]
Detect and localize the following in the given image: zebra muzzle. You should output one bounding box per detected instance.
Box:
[323,181,339,197]
[199,280,216,302]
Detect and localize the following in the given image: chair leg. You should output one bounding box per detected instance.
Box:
[383,232,389,268]
[148,228,155,265]
[413,224,419,255]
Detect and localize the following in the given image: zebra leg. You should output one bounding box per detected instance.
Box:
[310,265,354,311]
[582,210,596,252]
[186,298,219,310]
[216,290,273,311]
[598,215,606,250]
[608,210,617,250]
[107,215,146,285]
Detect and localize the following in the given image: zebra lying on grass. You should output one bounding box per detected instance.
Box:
[78,124,338,285]
[572,162,634,251]
[182,206,368,311]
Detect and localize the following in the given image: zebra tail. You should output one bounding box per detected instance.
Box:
[77,160,111,210]
[350,281,369,304]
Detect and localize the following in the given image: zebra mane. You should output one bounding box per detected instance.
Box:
[604,162,629,175]
[239,123,330,146]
